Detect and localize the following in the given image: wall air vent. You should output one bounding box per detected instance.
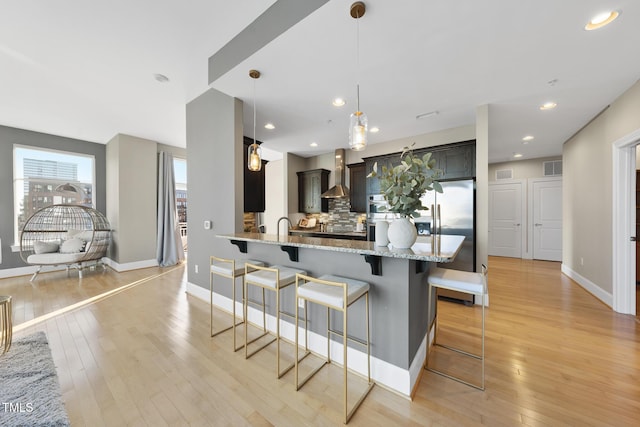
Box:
[495,169,513,180]
[543,160,562,176]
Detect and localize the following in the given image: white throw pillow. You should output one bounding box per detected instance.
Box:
[60,238,86,254]
[76,230,94,241]
[33,240,60,254]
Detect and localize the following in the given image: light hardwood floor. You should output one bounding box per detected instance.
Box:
[2,257,639,426]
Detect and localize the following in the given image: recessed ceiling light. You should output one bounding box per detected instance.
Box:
[540,102,557,110]
[370,127,379,133]
[585,10,620,30]
[264,123,275,130]
[153,73,170,83]
[522,135,534,141]
[332,98,346,107]
[513,153,523,158]
[310,142,318,147]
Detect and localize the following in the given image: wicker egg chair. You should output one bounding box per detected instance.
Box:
[20,204,111,281]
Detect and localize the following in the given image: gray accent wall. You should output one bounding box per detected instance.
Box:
[186,88,244,291]
[105,134,158,265]
[0,125,106,269]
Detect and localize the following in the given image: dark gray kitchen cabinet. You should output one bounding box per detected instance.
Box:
[427,141,475,180]
[364,140,476,197]
[297,169,330,213]
[347,162,366,213]
[365,154,399,195]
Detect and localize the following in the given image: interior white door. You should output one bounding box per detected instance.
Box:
[533,179,562,261]
[489,182,522,257]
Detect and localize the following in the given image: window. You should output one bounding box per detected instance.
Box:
[173,157,188,251]
[13,145,95,244]
[174,157,187,223]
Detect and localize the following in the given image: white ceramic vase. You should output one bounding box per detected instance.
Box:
[375,220,389,246]
[387,216,417,249]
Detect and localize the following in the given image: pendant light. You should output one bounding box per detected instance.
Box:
[349,2,367,151]
[247,69,263,171]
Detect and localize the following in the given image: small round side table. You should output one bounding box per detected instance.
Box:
[0,295,12,355]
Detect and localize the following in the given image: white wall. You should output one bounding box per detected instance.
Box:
[345,124,475,165]
[264,159,285,233]
[563,79,640,296]
[489,156,562,182]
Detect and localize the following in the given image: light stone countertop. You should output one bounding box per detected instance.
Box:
[217,232,465,263]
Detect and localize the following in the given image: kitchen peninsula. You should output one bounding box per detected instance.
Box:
[217,232,465,396]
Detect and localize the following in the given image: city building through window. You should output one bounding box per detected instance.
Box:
[13,145,95,244]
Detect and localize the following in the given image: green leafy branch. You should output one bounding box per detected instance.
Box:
[367,144,443,218]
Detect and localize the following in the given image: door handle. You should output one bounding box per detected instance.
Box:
[535,223,542,226]
[631,236,637,242]
[514,223,521,226]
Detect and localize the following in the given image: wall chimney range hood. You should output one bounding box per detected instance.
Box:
[321,149,349,198]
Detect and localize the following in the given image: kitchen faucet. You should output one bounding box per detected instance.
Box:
[276,216,293,239]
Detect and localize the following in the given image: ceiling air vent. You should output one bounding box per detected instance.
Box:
[495,169,513,180]
[543,160,562,176]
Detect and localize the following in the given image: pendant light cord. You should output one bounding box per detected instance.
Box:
[355,8,360,112]
[253,77,257,145]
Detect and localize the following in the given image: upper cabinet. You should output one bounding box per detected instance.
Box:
[297,169,330,213]
[243,137,267,212]
[364,140,476,195]
[364,153,402,195]
[416,140,475,180]
[347,162,366,213]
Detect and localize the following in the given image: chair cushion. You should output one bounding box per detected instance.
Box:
[428,267,484,295]
[210,259,264,276]
[245,265,307,289]
[28,252,86,264]
[298,274,369,308]
[33,240,60,254]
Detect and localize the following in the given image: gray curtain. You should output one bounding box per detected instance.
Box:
[156,151,184,267]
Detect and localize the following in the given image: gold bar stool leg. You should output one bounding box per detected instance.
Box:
[209,256,264,352]
[244,264,307,378]
[425,264,487,391]
[0,295,12,356]
[294,273,374,424]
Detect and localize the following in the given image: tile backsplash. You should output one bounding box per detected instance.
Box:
[307,198,366,232]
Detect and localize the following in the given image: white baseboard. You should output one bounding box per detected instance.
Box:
[0,258,157,279]
[561,263,613,307]
[0,265,59,279]
[102,258,158,272]
[186,281,417,397]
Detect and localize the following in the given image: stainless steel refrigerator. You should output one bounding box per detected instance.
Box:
[418,179,476,304]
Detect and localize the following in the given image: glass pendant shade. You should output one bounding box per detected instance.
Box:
[248,143,262,171]
[349,111,368,151]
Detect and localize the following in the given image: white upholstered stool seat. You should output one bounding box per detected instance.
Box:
[297,274,370,308]
[210,259,264,277]
[243,263,307,378]
[426,264,487,391]
[209,256,265,352]
[295,273,374,424]
[427,267,484,295]
[244,264,305,289]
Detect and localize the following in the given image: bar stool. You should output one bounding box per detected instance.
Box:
[0,295,11,356]
[243,263,307,378]
[295,273,374,424]
[425,264,487,390]
[209,256,265,351]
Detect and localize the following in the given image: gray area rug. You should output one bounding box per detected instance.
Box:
[0,331,70,426]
